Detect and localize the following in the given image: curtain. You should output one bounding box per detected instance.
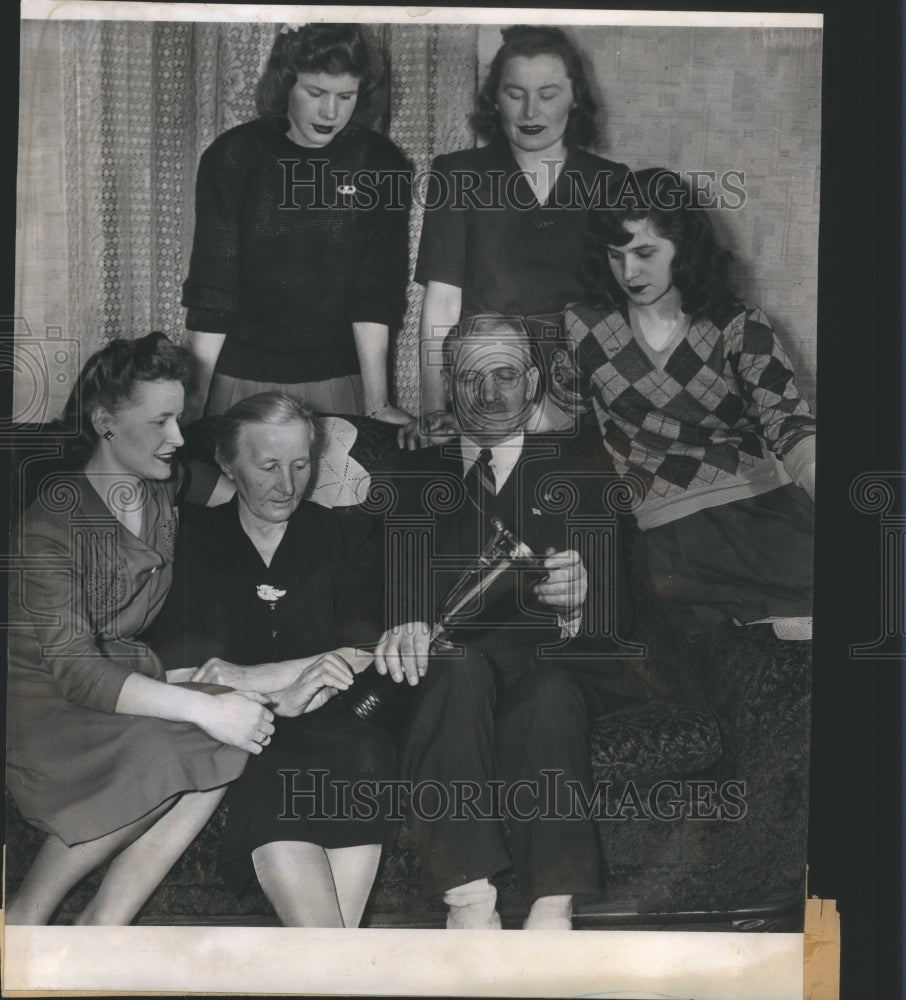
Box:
[16,19,821,422]
[16,19,478,421]
[385,24,478,412]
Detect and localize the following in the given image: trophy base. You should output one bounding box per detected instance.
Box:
[340,666,417,729]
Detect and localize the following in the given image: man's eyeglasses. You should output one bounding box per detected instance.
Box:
[453,367,528,390]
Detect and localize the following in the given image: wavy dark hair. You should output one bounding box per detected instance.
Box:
[578,168,737,319]
[61,332,188,467]
[472,25,598,149]
[256,24,387,134]
[214,391,315,471]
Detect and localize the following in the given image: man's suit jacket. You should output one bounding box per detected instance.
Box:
[374,431,633,660]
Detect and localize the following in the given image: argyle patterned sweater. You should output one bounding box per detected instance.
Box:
[564,300,816,530]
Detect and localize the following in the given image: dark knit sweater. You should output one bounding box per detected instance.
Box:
[183,119,412,383]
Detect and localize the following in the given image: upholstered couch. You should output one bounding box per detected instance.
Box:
[5,416,810,929]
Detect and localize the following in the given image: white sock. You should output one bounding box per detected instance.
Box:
[523,894,573,930]
[443,878,500,929]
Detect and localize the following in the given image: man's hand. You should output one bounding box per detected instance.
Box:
[397,418,421,450]
[533,548,587,619]
[373,622,432,686]
[418,409,458,446]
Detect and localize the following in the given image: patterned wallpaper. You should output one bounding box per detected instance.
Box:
[15,20,820,421]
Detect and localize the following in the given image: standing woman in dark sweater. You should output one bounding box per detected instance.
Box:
[183,23,415,438]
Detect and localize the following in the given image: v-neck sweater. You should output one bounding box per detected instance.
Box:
[565,300,816,530]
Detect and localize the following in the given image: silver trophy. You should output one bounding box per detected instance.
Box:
[428,517,547,651]
[343,518,547,724]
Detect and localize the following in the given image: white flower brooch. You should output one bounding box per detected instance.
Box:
[257,584,287,610]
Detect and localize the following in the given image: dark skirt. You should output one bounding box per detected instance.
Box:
[218,697,397,896]
[637,484,814,636]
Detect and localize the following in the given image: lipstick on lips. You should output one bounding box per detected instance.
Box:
[312,124,335,135]
[518,125,545,135]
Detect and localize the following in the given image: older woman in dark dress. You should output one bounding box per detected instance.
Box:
[153,392,396,927]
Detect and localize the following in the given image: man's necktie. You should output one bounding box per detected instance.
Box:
[465,448,496,504]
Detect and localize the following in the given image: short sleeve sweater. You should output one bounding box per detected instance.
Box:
[414,137,626,318]
[565,300,816,529]
[183,119,412,383]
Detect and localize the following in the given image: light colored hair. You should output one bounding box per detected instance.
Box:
[214,392,315,469]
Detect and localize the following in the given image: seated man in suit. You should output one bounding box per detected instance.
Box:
[373,315,645,929]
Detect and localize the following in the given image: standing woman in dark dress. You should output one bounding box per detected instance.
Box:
[183,23,415,439]
[153,393,397,926]
[6,333,273,925]
[413,25,626,443]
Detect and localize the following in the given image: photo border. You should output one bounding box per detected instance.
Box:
[3,1,903,996]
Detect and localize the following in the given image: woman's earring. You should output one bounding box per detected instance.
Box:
[103,430,115,441]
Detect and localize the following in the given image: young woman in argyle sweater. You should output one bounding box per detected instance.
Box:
[566,167,815,639]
